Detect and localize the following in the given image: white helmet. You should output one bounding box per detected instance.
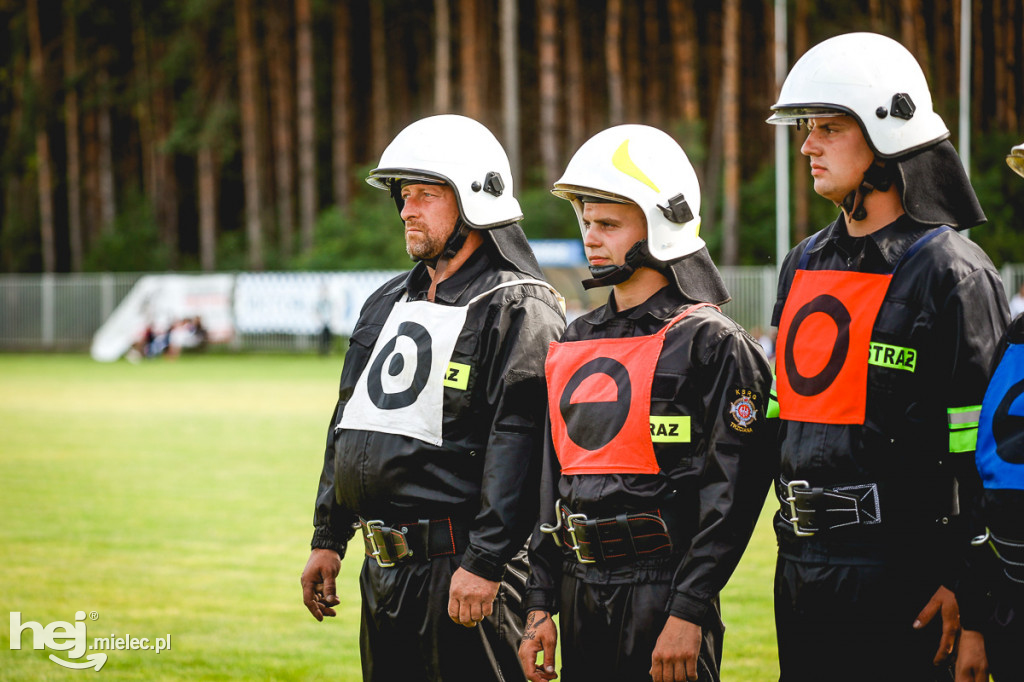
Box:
[1008,143,1024,179]
[552,124,704,262]
[366,114,522,228]
[767,32,949,158]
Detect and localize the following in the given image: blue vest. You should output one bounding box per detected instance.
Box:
[976,342,1024,490]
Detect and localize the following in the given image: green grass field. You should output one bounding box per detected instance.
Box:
[0,353,778,681]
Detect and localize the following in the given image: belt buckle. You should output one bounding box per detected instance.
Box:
[363,519,397,568]
[565,513,595,564]
[785,480,816,537]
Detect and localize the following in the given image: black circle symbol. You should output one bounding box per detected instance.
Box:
[367,321,432,410]
[559,357,632,451]
[993,376,1024,465]
[784,294,851,397]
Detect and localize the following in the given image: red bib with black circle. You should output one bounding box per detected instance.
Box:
[775,227,950,425]
[545,303,713,475]
[776,269,890,424]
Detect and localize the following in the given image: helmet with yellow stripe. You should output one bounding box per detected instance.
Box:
[553,124,704,264]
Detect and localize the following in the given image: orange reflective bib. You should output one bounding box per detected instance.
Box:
[545,303,714,475]
[776,227,949,425]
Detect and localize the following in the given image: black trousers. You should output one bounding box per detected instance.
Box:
[981,597,1024,682]
[557,571,723,682]
[775,553,953,682]
[358,552,526,682]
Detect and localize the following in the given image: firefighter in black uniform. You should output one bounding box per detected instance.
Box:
[765,33,1010,681]
[299,114,566,682]
[518,124,774,682]
[956,143,1024,682]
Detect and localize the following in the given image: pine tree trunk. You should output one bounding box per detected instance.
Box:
[197,144,218,271]
[235,0,264,270]
[459,0,481,119]
[27,0,56,272]
[667,0,698,122]
[538,0,560,185]
[63,3,83,271]
[332,1,352,209]
[643,0,662,129]
[267,0,295,257]
[369,0,389,154]
[152,80,178,266]
[563,0,584,153]
[296,0,316,254]
[96,66,117,237]
[434,0,451,112]
[83,109,99,243]
[606,0,624,125]
[131,2,156,216]
[1006,0,1018,130]
[623,8,641,122]
[721,0,740,266]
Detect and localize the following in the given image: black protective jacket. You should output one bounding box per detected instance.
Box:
[524,285,775,625]
[772,214,1009,579]
[311,245,566,581]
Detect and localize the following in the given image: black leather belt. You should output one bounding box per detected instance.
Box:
[539,500,673,564]
[777,478,882,537]
[358,517,468,567]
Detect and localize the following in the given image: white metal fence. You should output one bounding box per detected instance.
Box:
[4,265,1020,354]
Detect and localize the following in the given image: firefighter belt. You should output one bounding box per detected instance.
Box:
[358,517,469,568]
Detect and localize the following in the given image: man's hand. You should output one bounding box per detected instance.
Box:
[913,585,960,666]
[955,629,988,682]
[650,616,702,682]
[300,549,341,621]
[447,567,500,627]
[518,610,558,681]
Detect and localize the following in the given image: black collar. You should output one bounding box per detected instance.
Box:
[815,213,933,272]
[402,245,493,304]
[584,284,682,326]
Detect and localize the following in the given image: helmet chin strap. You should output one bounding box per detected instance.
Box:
[581,240,656,290]
[840,161,893,222]
[425,218,470,302]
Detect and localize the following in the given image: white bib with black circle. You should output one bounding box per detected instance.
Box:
[338,279,557,446]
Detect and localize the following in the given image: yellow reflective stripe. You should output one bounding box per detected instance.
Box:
[650,416,691,443]
[947,405,981,453]
[612,140,660,193]
[443,362,471,390]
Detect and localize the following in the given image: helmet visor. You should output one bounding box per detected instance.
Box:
[551,184,632,205]
[366,168,450,191]
[766,106,848,126]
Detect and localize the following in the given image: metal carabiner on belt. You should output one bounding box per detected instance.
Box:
[539,498,564,547]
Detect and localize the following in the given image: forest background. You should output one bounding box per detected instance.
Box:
[2,0,1024,275]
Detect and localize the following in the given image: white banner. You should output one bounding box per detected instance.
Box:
[91,271,402,361]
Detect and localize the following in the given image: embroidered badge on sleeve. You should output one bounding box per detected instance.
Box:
[728,387,760,433]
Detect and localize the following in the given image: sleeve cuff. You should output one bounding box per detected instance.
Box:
[460,546,507,582]
[525,587,558,614]
[667,591,711,624]
[311,527,349,559]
